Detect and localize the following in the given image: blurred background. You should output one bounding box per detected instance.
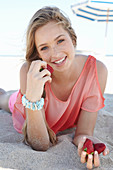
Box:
[0,0,113,93]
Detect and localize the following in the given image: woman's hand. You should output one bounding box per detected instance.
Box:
[26,60,52,102]
[77,136,109,169]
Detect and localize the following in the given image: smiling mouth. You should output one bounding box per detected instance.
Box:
[53,56,67,64]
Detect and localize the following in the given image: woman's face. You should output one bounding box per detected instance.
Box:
[35,21,76,72]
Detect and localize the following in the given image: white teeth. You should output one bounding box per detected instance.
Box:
[54,57,65,64]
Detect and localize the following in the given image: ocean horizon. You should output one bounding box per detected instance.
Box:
[0,53,113,58]
[0,55,24,57]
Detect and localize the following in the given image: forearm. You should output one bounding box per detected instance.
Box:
[26,108,50,151]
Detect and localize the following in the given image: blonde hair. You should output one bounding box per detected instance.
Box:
[25,6,77,63]
[23,6,77,146]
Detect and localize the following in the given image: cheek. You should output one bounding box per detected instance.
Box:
[65,41,75,52]
[38,51,50,62]
[67,43,75,56]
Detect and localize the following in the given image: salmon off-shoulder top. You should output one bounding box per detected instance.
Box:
[12,55,105,134]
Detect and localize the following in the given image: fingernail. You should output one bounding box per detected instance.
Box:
[83,152,86,156]
[89,155,92,159]
[95,151,98,155]
[105,150,108,155]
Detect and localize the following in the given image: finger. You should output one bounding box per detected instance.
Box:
[39,69,51,78]
[103,147,109,156]
[87,154,93,169]
[81,151,87,163]
[37,61,47,71]
[94,151,100,167]
[78,137,86,156]
[28,60,39,72]
[29,60,47,72]
[42,76,52,84]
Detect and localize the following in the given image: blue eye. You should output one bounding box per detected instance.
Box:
[57,39,64,44]
[41,46,48,51]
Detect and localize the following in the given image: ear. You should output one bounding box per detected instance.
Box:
[72,39,76,47]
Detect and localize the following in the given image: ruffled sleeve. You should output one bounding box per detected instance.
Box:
[12,90,26,134]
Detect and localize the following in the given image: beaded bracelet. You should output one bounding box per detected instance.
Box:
[22,94,44,111]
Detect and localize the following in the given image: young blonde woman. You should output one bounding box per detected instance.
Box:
[0,6,109,169]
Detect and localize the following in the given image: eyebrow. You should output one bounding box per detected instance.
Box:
[38,34,65,48]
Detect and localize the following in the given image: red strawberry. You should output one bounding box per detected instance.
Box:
[47,64,54,74]
[94,143,106,154]
[82,138,94,155]
[40,64,54,74]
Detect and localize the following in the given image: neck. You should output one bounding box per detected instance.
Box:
[51,58,77,85]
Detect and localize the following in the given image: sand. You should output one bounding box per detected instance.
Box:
[0,55,113,169]
[0,95,113,170]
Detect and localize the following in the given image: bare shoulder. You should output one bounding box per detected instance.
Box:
[75,54,89,72]
[75,54,108,94]
[75,54,88,63]
[20,62,30,94]
[20,61,29,72]
[20,61,29,78]
[96,59,108,94]
[96,59,108,74]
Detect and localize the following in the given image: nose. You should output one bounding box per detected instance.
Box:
[50,46,59,60]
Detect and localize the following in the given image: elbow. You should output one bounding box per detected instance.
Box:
[28,137,50,151]
[31,145,49,151]
[31,143,50,151]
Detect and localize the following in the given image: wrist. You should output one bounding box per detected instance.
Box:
[26,91,41,102]
[73,135,87,146]
[22,94,44,111]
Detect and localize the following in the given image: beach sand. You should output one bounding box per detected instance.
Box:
[0,55,113,169]
[0,96,113,170]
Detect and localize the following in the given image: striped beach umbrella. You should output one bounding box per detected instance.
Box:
[71,0,113,38]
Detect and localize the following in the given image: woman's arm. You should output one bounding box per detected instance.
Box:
[20,61,51,151]
[73,60,109,169]
[73,60,108,144]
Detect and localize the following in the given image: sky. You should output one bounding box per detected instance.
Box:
[0,0,113,56]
